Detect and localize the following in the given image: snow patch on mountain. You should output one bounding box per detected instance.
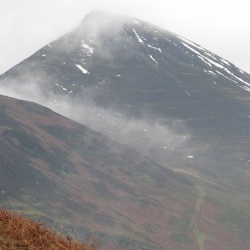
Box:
[216,70,238,83]
[180,39,250,89]
[204,69,216,76]
[61,76,69,81]
[224,68,250,86]
[147,44,162,53]
[182,42,226,70]
[149,55,158,64]
[133,20,140,25]
[220,58,230,66]
[81,40,94,54]
[198,56,212,67]
[240,86,250,92]
[178,36,205,51]
[204,52,217,61]
[182,42,202,56]
[75,64,89,74]
[204,57,224,69]
[132,29,144,44]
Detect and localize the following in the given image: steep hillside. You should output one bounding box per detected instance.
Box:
[0,94,196,249]
[0,95,248,249]
[0,208,96,250]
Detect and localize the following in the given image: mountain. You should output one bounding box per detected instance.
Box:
[1,94,248,250]
[1,11,250,187]
[1,10,250,249]
[0,94,197,250]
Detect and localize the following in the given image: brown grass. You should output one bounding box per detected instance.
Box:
[0,209,97,250]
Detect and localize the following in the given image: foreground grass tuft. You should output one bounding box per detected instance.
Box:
[0,209,97,250]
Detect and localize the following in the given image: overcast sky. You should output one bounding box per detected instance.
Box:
[0,0,250,74]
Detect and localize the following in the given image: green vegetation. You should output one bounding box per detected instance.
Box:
[190,186,210,250]
[168,185,211,250]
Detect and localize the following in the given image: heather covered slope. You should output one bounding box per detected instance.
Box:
[0,95,248,249]
[0,209,96,250]
[0,94,194,250]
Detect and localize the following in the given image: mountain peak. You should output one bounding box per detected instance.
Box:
[77,10,126,36]
[80,10,129,29]
[81,9,113,22]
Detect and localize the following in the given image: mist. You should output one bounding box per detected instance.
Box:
[1,0,250,75]
[0,11,193,165]
[0,78,190,164]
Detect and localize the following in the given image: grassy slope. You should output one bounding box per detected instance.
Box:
[0,208,97,250]
[0,95,195,250]
[0,95,249,249]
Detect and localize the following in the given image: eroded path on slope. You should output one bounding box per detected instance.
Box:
[191,186,208,250]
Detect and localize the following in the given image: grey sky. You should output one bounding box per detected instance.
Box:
[0,0,250,74]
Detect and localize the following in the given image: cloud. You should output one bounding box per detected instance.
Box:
[1,1,249,169]
[0,0,250,74]
[0,75,190,165]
